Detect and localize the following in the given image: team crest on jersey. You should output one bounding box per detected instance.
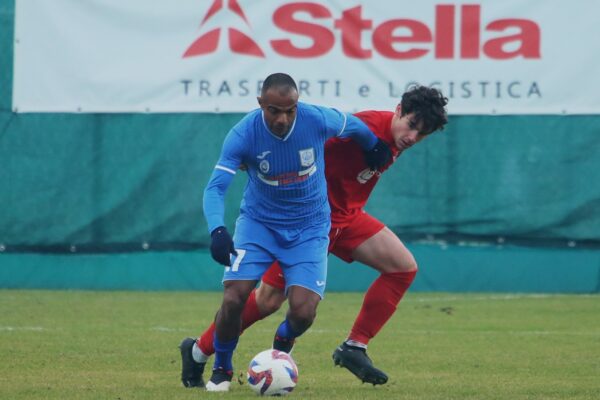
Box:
[357,168,381,184]
[299,148,315,167]
[259,160,270,174]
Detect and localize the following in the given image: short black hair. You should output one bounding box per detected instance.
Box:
[401,86,449,135]
[261,73,298,96]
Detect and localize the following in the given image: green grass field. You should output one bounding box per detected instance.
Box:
[1,290,599,399]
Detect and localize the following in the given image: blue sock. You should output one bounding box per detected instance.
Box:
[275,318,301,340]
[213,334,238,372]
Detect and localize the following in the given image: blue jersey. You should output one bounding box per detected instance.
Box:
[204,102,377,232]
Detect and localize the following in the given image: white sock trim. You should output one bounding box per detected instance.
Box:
[345,339,368,349]
[192,341,210,363]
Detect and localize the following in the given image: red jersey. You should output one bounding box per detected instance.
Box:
[325,110,400,227]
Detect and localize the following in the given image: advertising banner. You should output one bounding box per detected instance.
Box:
[12,0,600,114]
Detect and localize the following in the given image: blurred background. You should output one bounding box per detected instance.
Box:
[1,0,599,292]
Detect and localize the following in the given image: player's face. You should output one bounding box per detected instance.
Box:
[390,105,428,153]
[258,87,299,137]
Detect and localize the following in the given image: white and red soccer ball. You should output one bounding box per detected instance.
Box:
[247,349,299,396]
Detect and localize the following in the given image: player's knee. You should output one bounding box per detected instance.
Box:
[261,294,284,315]
[221,289,247,315]
[288,305,316,331]
[256,285,286,316]
[389,252,418,273]
[404,257,418,272]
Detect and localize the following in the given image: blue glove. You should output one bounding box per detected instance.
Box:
[363,138,392,170]
[210,226,237,266]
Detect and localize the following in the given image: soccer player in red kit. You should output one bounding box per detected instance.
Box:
[180,86,448,387]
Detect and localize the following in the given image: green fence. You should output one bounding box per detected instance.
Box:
[1,0,599,292]
[1,245,599,293]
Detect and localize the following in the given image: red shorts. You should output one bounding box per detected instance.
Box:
[261,212,385,290]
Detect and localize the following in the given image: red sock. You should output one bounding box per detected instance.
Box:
[197,289,264,356]
[348,269,417,345]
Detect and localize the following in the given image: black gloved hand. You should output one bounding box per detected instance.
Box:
[363,138,392,171]
[210,226,237,266]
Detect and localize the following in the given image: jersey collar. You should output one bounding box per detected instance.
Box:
[261,110,297,142]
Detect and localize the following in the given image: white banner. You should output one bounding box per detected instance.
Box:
[12,0,600,114]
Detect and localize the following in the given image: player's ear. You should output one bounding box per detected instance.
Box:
[395,104,402,115]
[257,96,263,107]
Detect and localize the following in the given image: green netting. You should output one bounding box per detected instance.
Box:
[2,112,598,249]
[1,0,599,253]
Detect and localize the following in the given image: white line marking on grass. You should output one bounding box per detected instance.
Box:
[404,294,599,303]
[248,328,347,335]
[0,326,45,332]
[507,330,600,337]
[393,329,600,337]
[247,328,600,337]
[150,326,190,332]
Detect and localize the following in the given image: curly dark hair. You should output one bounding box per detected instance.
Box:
[400,86,448,135]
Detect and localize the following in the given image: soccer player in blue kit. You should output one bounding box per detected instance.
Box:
[197,73,392,391]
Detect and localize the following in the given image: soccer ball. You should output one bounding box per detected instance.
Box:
[247,349,299,396]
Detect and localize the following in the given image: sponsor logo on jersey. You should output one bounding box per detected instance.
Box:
[356,167,381,184]
[258,165,317,186]
[257,150,271,159]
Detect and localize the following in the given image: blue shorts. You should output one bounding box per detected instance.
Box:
[224,214,330,298]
